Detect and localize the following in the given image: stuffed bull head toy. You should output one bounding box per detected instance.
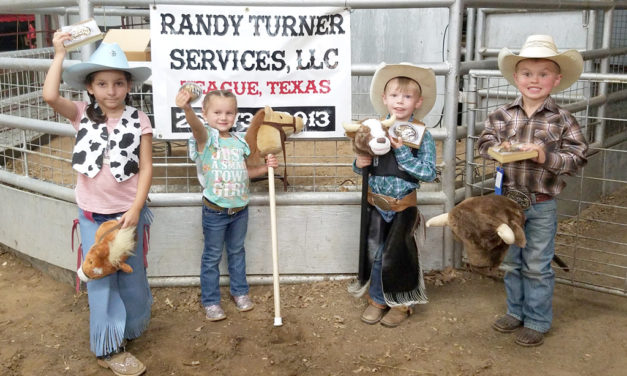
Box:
[426,195,526,268]
[77,220,137,282]
[342,115,396,156]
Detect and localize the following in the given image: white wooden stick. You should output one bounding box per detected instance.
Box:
[268,164,282,326]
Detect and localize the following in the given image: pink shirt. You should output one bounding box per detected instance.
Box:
[71,102,152,214]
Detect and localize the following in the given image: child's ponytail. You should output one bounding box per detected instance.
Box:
[86,93,107,124]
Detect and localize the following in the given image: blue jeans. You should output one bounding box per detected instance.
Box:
[501,199,557,333]
[368,243,386,305]
[200,204,250,306]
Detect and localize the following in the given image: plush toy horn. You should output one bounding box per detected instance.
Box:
[425,213,449,227]
[496,224,516,244]
[426,213,516,244]
[380,114,396,128]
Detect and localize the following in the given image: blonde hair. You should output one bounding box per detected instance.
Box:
[384,77,422,97]
[515,58,561,73]
[202,89,238,110]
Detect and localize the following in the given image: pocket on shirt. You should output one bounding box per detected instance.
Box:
[494,120,516,140]
[533,123,561,146]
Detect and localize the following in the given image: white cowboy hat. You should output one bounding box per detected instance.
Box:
[370,62,437,121]
[498,35,583,94]
[62,42,152,90]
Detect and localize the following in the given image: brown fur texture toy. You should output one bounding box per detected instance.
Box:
[342,116,396,156]
[245,106,304,189]
[426,195,526,267]
[77,220,137,282]
[246,106,304,163]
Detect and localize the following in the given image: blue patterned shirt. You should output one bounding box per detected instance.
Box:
[353,130,437,199]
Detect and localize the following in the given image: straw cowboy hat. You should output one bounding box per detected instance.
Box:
[62,42,151,91]
[370,62,437,121]
[498,35,583,94]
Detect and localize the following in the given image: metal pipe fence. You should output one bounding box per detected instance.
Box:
[0,1,626,293]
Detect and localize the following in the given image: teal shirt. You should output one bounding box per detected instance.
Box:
[189,126,251,208]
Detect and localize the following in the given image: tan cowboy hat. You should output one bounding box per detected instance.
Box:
[370,62,436,120]
[498,35,583,93]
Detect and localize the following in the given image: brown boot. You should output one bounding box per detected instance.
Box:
[492,314,522,333]
[361,300,389,325]
[380,306,411,328]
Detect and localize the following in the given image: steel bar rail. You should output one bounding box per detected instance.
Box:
[0,0,457,13]
[3,0,626,13]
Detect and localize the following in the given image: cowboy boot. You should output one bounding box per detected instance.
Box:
[380,305,412,328]
[361,296,389,325]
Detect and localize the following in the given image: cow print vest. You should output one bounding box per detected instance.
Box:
[72,105,142,182]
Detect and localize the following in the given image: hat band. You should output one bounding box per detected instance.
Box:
[523,40,558,53]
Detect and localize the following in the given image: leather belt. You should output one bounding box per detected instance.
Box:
[203,197,246,215]
[367,189,417,212]
[504,189,553,210]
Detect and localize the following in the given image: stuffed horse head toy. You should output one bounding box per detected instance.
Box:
[426,195,526,268]
[342,115,396,156]
[245,106,304,163]
[77,220,137,282]
[245,106,304,189]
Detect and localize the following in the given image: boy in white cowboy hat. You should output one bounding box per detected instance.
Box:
[477,35,588,346]
[43,35,153,375]
[352,62,437,327]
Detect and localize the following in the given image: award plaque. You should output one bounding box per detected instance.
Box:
[388,121,425,149]
[180,82,203,104]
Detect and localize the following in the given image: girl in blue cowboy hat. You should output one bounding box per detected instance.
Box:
[43,32,153,375]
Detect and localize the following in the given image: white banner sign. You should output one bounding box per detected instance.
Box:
[149,5,351,140]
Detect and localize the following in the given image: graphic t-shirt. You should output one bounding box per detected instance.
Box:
[189,126,250,208]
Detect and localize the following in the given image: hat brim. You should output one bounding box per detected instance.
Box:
[370,63,437,120]
[498,48,583,93]
[62,62,152,91]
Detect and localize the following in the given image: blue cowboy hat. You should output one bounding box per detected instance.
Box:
[62,42,151,90]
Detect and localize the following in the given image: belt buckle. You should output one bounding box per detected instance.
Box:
[505,189,531,210]
[371,194,393,211]
[228,207,236,215]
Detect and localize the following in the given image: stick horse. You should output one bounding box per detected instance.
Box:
[245,106,304,326]
[246,106,304,191]
[343,116,396,297]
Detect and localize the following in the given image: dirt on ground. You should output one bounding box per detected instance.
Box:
[1,247,626,376]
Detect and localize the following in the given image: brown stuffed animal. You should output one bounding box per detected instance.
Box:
[426,195,526,267]
[245,106,304,165]
[342,116,396,156]
[245,106,304,190]
[77,220,137,282]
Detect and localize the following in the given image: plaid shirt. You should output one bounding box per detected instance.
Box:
[477,96,588,196]
[353,130,437,199]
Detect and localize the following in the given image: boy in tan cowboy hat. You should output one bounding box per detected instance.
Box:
[352,62,437,327]
[477,35,588,346]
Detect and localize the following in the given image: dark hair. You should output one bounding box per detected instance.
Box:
[84,71,133,124]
